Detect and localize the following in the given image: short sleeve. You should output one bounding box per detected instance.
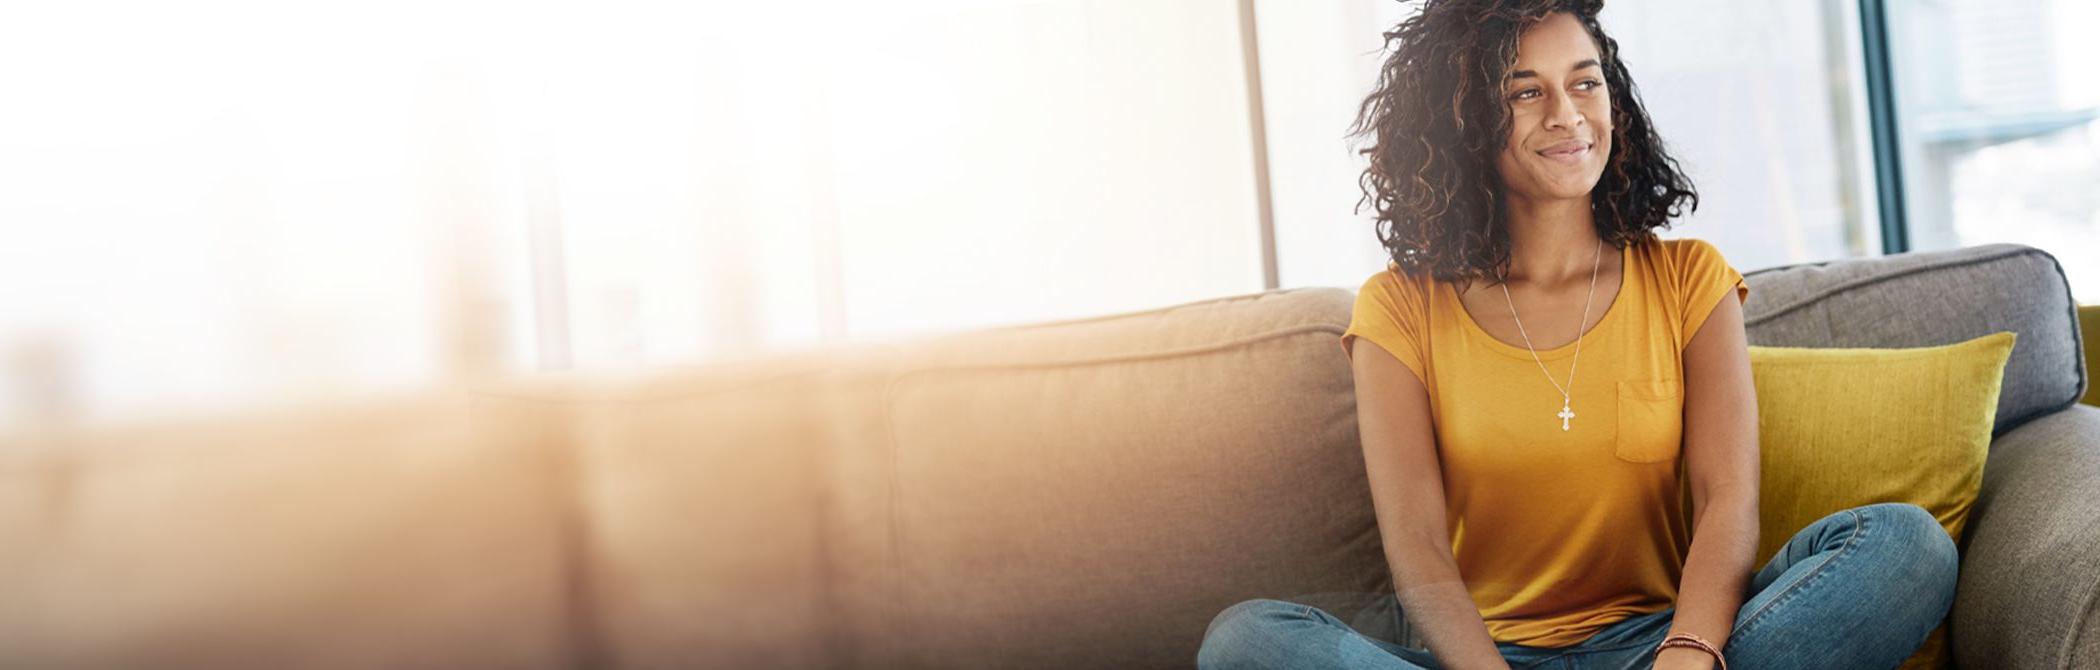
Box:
[1340,268,1430,386]
[1677,238,1750,347]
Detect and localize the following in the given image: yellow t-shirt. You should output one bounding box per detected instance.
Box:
[1338,234,1749,649]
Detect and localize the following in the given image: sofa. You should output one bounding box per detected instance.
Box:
[0,242,2090,669]
[2083,304,2100,408]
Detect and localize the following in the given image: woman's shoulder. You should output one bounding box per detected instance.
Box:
[1648,234,1727,261]
[1354,260,1435,301]
[1630,234,1733,277]
[1350,261,1438,326]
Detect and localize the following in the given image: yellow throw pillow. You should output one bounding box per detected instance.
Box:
[1744,330,2017,670]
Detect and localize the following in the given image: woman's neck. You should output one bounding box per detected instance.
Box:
[1502,194,1604,287]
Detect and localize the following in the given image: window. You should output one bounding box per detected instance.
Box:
[1597,0,1881,271]
[0,1,1274,432]
[1885,0,2100,300]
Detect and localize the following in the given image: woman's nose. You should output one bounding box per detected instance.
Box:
[1546,91,1584,130]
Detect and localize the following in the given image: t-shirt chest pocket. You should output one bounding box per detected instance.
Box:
[1614,379,1683,463]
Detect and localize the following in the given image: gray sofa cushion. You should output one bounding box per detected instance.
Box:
[1739,243,2088,438]
[1947,403,2100,670]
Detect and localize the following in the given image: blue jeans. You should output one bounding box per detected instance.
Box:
[1198,502,1958,670]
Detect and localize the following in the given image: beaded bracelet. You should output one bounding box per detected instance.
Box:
[1654,631,1728,670]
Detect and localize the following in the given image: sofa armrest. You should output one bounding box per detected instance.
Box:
[1952,404,2100,669]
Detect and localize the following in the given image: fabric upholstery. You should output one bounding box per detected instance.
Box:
[0,394,573,669]
[1738,243,2087,438]
[557,352,842,670]
[832,288,1391,670]
[2080,304,2098,407]
[1948,404,2100,670]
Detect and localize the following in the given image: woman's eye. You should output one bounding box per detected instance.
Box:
[1510,80,1601,101]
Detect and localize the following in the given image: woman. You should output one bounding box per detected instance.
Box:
[1197,1,1956,669]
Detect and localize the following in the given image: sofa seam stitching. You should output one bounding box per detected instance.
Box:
[887,323,1344,376]
[1741,244,2084,436]
[1991,244,2087,439]
[879,370,906,665]
[1741,245,2034,327]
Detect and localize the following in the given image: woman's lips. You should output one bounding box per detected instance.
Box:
[1537,140,1592,165]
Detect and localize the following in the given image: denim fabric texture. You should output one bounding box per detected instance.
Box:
[1198,502,1957,670]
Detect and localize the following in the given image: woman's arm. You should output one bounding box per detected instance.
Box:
[1349,341,1511,670]
[1661,290,1762,670]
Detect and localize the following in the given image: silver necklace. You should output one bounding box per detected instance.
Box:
[1499,239,1603,432]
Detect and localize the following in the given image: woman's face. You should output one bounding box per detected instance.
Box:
[1494,11,1613,205]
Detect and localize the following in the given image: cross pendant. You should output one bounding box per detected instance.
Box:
[1557,401,1575,431]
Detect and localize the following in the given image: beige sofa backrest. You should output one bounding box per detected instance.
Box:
[0,394,574,668]
[5,242,2081,670]
[552,288,1393,668]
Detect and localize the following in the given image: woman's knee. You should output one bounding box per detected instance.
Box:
[1856,503,1959,591]
[1198,599,1309,668]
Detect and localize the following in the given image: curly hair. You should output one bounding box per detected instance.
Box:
[1348,0,1697,290]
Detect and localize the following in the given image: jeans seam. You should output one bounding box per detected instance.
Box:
[1731,507,1870,642]
[1571,639,1665,654]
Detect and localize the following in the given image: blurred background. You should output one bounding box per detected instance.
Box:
[1,0,2094,435]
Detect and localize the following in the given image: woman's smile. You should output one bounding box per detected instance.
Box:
[1536,138,1593,165]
